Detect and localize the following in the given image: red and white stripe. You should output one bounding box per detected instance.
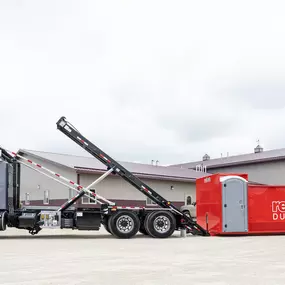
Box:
[99,154,111,163]
[141,185,152,194]
[10,151,114,205]
[17,159,100,205]
[115,206,143,210]
[76,136,89,146]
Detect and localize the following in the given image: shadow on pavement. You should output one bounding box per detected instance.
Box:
[0,232,186,240]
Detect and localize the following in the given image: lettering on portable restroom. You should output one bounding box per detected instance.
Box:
[204,177,211,183]
[272,201,285,221]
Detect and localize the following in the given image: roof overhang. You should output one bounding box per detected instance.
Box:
[75,167,197,183]
[172,154,285,170]
[186,156,285,169]
[18,149,74,170]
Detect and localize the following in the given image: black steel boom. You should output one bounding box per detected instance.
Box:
[56,116,209,236]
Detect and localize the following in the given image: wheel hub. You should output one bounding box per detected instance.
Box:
[116,215,134,233]
[157,221,164,227]
[121,220,128,227]
[154,215,171,233]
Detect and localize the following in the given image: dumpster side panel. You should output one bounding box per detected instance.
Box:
[248,185,285,233]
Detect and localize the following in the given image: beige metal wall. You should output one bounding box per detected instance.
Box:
[79,173,196,204]
[208,160,285,185]
[19,155,76,203]
[19,153,196,206]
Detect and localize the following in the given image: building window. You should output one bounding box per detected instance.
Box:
[25,193,30,205]
[186,195,192,205]
[69,188,76,199]
[146,196,157,206]
[68,188,77,204]
[82,189,97,204]
[43,190,49,205]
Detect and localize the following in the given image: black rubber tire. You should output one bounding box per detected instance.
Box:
[101,216,111,234]
[108,211,140,239]
[139,223,149,235]
[103,221,111,234]
[144,211,176,238]
[0,211,7,231]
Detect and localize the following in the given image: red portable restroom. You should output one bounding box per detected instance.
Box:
[196,173,285,236]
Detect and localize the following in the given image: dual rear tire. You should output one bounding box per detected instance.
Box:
[143,211,176,238]
[107,211,140,239]
[107,210,176,239]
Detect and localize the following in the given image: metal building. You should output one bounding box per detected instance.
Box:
[18,149,209,208]
[171,144,285,185]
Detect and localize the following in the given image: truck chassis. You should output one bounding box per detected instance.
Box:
[0,117,209,238]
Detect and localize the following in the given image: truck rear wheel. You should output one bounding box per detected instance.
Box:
[108,211,140,239]
[102,217,111,234]
[139,223,149,235]
[103,223,111,233]
[0,211,7,231]
[144,211,176,238]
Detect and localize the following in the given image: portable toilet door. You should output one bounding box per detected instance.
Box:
[220,175,248,233]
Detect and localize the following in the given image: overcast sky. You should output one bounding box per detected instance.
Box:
[1,1,285,166]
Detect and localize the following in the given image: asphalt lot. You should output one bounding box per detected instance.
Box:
[0,228,285,285]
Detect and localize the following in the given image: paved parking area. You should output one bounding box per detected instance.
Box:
[0,228,285,285]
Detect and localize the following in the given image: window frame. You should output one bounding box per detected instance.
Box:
[25,193,30,205]
[81,188,97,204]
[185,195,192,205]
[43,190,50,205]
[146,196,157,206]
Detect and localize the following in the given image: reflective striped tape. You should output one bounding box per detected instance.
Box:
[10,151,113,205]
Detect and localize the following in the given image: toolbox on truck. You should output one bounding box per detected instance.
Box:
[75,208,102,230]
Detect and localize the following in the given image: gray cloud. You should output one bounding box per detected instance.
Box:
[229,81,285,110]
[1,0,285,166]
